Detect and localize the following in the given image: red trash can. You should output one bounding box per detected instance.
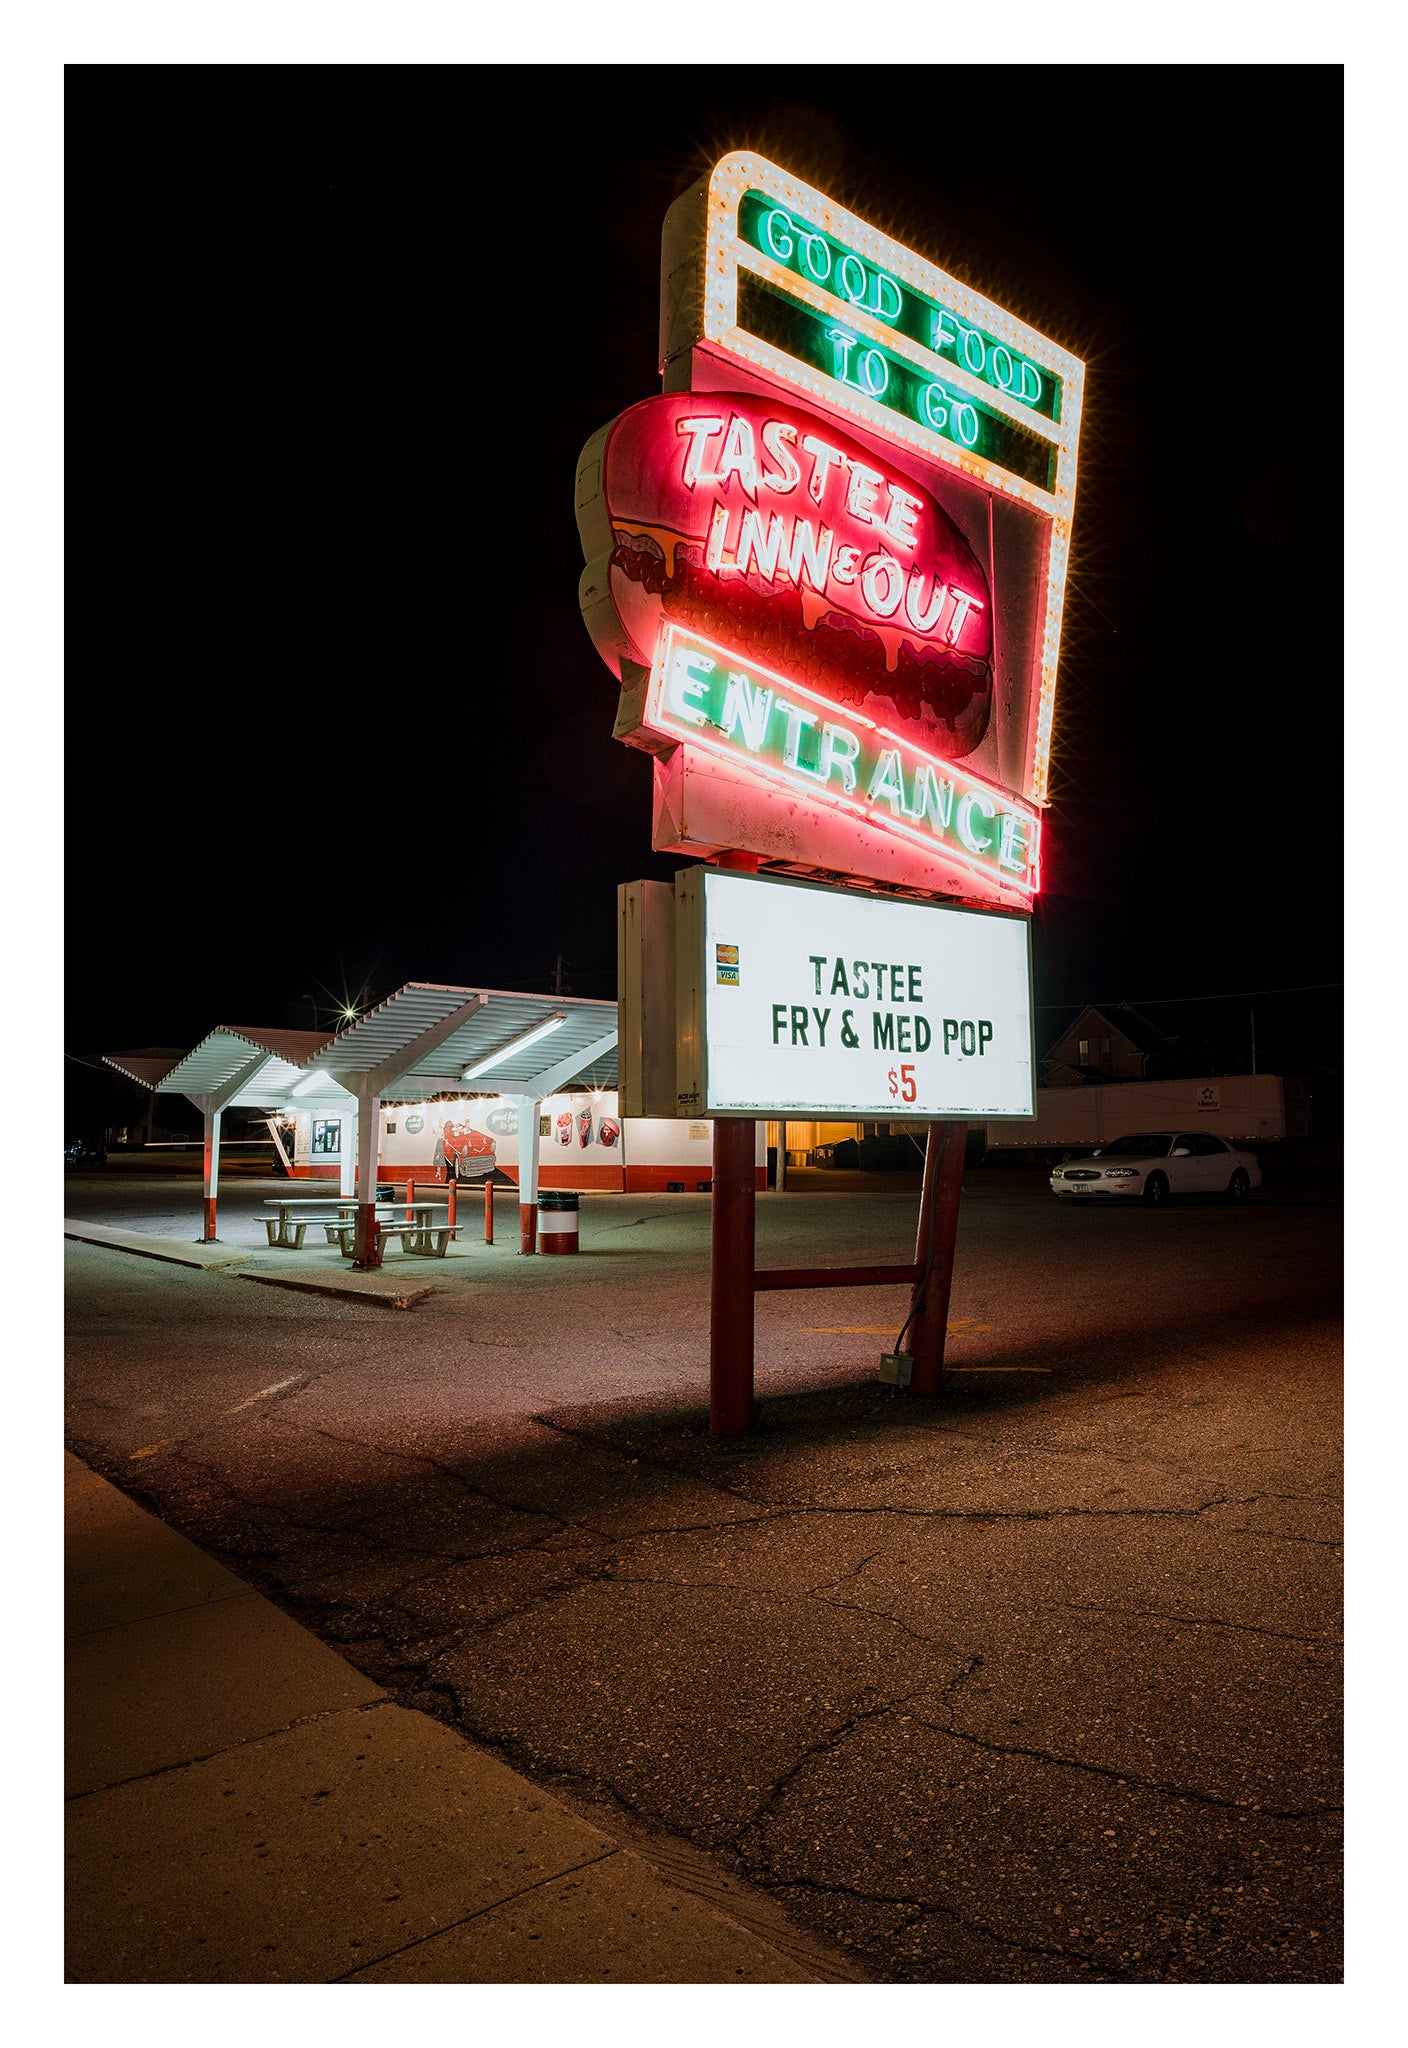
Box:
[537,1190,579,1254]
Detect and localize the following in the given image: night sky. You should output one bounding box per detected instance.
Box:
[69,66,1341,1072]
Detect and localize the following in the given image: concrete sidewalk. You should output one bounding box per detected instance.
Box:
[64,1454,829,1983]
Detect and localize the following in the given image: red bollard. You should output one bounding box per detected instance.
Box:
[906,1122,967,1394]
[353,1200,383,1269]
[446,1176,457,1228]
[406,1178,416,1223]
[203,1197,218,1242]
[484,1179,494,1245]
[710,1116,757,1435]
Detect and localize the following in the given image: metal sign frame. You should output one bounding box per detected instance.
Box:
[673,866,1037,1122]
[659,152,1085,807]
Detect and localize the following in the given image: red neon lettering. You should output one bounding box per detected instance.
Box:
[783,516,834,592]
[846,462,884,525]
[736,508,787,580]
[904,570,947,634]
[676,415,724,489]
[945,590,985,645]
[802,434,847,505]
[715,415,761,500]
[760,419,802,493]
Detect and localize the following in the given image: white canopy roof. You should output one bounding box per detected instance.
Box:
[291,983,619,1103]
[117,1026,335,1109]
[106,989,620,1113]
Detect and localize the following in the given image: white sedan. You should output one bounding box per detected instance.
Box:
[1051,1131,1262,1207]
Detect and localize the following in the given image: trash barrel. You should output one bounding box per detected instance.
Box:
[537,1190,579,1255]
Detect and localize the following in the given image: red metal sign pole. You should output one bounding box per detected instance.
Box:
[906,1121,968,1394]
[710,1115,757,1435]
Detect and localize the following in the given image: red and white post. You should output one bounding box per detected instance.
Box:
[351,1083,383,1269]
[200,1094,220,1242]
[514,1096,542,1254]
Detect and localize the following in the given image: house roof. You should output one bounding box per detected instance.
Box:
[1042,1002,1177,1064]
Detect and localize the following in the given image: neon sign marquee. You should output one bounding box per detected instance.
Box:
[581,391,996,763]
[658,153,1085,804]
[638,623,1040,897]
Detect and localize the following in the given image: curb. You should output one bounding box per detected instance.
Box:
[63,1222,252,1270]
[237,1271,436,1311]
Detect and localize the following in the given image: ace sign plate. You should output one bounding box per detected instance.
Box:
[677,869,1035,1120]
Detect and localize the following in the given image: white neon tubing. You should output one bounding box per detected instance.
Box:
[460,1014,568,1081]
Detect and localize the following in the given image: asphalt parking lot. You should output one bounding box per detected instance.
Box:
[64,1162,1342,1982]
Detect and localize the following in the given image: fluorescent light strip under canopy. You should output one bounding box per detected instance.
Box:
[460,1013,568,1082]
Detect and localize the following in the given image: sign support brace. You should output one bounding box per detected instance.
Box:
[708,1116,968,1434]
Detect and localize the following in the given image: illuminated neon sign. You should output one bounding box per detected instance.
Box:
[738,192,1062,423]
[657,153,1084,804]
[635,623,1040,896]
[580,391,996,763]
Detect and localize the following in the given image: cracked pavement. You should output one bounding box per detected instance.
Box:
[64,1169,1342,1982]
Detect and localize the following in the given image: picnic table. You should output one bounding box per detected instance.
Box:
[259,1196,359,1249]
[330,1203,458,1260]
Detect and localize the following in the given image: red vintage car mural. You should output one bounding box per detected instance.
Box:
[435,1120,496,1183]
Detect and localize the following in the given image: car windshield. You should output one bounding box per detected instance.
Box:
[1095,1134,1172,1157]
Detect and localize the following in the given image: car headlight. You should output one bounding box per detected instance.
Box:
[1103,1168,1139,1177]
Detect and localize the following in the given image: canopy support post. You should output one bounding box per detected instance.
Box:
[200,1095,220,1241]
[512,1097,542,1253]
[351,1084,382,1267]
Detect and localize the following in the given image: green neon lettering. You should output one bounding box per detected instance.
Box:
[871,272,902,321]
[956,791,996,853]
[668,652,714,727]
[953,401,979,448]
[906,765,955,833]
[998,812,1031,872]
[931,309,957,356]
[778,701,821,774]
[762,209,796,262]
[801,233,832,282]
[960,326,986,374]
[837,252,867,304]
[825,327,858,385]
[720,671,774,752]
[868,749,908,813]
[817,722,861,794]
[1018,361,1043,405]
[991,345,1015,391]
[919,383,948,432]
[859,347,888,396]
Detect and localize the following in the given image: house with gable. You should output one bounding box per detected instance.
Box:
[1041,1003,1181,1088]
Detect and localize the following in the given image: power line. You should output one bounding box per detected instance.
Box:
[1036,982,1341,1011]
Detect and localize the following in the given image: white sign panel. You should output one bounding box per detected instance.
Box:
[686,869,1034,1119]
